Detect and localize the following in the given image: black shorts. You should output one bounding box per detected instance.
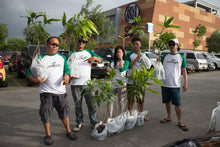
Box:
[39,93,69,123]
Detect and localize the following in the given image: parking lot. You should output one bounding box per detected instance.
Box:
[0,66,220,146]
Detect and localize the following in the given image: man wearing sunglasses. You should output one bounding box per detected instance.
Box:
[160,38,188,131]
[69,37,102,132]
[27,36,77,145]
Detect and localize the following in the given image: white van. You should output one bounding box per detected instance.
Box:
[161,49,208,71]
[179,50,208,71]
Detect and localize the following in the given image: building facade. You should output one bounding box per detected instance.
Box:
[97,0,220,51]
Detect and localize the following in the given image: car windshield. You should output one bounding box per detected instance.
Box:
[196,53,205,59]
[27,46,47,58]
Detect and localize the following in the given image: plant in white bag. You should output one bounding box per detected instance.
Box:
[127,65,164,114]
[85,68,123,133]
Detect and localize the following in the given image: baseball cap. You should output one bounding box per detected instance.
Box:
[169,39,179,45]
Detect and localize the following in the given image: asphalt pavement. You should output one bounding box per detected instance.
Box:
[0,71,220,147]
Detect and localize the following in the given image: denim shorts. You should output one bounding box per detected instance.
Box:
[161,86,181,106]
[39,93,69,123]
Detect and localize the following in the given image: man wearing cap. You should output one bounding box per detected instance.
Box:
[160,38,188,131]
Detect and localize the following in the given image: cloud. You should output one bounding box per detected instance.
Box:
[0,0,219,39]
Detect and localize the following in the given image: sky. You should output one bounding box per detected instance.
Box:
[0,0,219,39]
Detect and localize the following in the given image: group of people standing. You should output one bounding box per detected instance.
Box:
[27,36,188,145]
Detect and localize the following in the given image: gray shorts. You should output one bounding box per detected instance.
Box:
[39,93,69,123]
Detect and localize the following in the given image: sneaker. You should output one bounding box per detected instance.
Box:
[73,123,82,132]
[44,135,53,145]
[66,132,78,140]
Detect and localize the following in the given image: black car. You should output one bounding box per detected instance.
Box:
[91,48,114,78]
[58,49,69,58]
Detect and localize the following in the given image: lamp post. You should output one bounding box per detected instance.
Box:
[118,35,129,49]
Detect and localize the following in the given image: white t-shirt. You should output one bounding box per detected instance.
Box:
[109,60,129,88]
[69,49,100,85]
[27,53,70,94]
[126,51,150,84]
[161,53,186,88]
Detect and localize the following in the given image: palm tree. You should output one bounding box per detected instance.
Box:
[128,15,147,38]
[62,12,99,44]
[154,15,180,53]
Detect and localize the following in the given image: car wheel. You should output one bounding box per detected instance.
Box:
[1,78,8,87]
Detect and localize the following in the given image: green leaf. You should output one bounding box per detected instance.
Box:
[62,12,67,26]
[151,77,164,85]
[147,88,159,94]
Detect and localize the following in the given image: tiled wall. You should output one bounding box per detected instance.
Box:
[97,0,220,51]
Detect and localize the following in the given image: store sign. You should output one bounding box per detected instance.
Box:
[124,3,140,24]
[147,23,153,33]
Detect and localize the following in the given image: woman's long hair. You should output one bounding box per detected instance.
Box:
[114,45,126,68]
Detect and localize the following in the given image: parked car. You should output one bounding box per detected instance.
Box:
[186,63,195,74]
[179,50,208,71]
[17,45,47,79]
[94,48,114,62]
[58,49,69,58]
[0,56,8,87]
[91,57,110,78]
[0,50,13,65]
[202,53,220,70]
[207,61,215,71]
[91,48,113,78]
[214,53,220,59]
[8,52,21,72]
[145,52,159,63]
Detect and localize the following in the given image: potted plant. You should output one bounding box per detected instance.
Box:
[84,68,124,137]
[127,65,164,114]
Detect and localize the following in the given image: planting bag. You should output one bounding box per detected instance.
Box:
[124,110,138,130]
[141,53,152,70]
[67,53,80,78]
[106,113,126,136]
[91,122,108,141]
[151,60,165,81]
[136,110,148,127]
[30,55,48,79]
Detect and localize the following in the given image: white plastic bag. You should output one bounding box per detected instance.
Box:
[136,110,148,127]
[30,55,48,79]
[151,60,165,80]
[124,110,138,130]
[106,112,127,136]
[67,53,80,78]
[141,53,152,69]
[208,102,220,132]
[91,121,108,141]
[30,45,48,80]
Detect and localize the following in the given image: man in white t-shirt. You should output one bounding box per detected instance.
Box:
[160,38,188,131]
[69,37,102,132]
[27,36,77,145]
[126,37,151,121]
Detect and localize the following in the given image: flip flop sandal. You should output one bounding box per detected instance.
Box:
[160,118,171,123]
[178,124,189,131]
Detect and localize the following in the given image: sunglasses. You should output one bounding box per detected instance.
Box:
[169,43,176,47]
[48,42,60,47]
[78,39,87,44]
